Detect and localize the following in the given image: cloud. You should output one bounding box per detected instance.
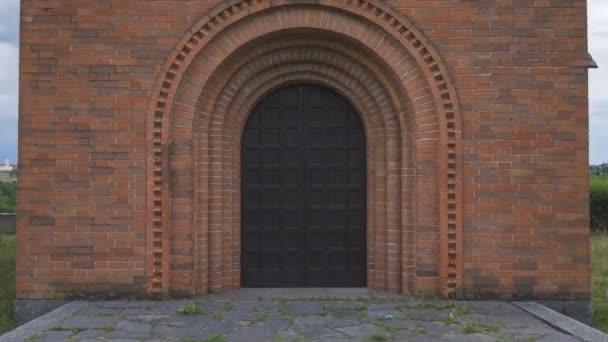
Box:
[591,99,608,164]
[589,0,608,164]
[0,1,18,45]
[0,42,18,117]
[0,119,17,161]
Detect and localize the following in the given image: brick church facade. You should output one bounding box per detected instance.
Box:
[18,0,592,304]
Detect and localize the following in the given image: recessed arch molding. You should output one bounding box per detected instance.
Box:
[146,0,464,298]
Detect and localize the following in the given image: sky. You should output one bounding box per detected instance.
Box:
[0,2,606,164]
[0,1,18,164]
[589,0,608,164]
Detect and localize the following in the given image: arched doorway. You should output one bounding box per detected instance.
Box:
[150,0,464,297]
[241,84,367,287]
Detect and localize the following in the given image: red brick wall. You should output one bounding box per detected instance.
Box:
[17,0,591,300]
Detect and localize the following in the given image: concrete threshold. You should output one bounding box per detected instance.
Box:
[513,302,608,342]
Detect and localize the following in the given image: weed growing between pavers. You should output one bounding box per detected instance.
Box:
[211,311,223,320]
[355,303,368,319]
[25,334,39,342]
[277,299,296,322]
[410,326,428,337]
[396,301,472,328]
[290,325,312,341]
[455,305,472,316]
[101,324,114,332]
[223,300,234,312]
[49,323,68,331]
[179,302,206,315]
[272,299,322,341]
[209,300,233,321]
[202,335,226,342]
[462,322,502,334]
[369,319,409,335]
[247,308,270,327]
[322,303,336,317]
[45,322,110,340]
[364,333,390,342]
[443,312,458,325]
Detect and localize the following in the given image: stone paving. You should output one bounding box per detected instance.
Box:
[21,289,578,342]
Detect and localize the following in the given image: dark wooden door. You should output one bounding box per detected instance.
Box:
[241,84,366,287]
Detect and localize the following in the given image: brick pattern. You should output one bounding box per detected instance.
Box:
[17,0,590,301]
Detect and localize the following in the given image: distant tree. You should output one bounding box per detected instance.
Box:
[9,167,16,178]
[591,164,608,177]
[0,182,16,213]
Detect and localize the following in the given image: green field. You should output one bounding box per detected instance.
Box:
[591,176,608,189]
[593,234,608,332]
[0,234,15,334]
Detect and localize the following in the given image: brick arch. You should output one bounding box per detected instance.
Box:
[199,63,406,293]
[147,0,463,297]
[181,45,411,295]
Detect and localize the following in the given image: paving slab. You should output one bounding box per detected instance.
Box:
[284,301,326,315]
[335,323,384,337]
[1,289,600,341]
[61,315,118,330]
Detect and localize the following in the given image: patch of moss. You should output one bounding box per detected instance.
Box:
[178,302,205,316]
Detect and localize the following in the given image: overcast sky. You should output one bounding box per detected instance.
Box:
[0,2,606,164]
[0,0,18,164]
[589,0,608,164]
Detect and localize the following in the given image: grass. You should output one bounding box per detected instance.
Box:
[364,334,389,342]
[591,175,608,233]
[592,234,608,332]
[0,234,15,334]
[178,302,205,316]
[591,176,608,191]
[462,322,501,334]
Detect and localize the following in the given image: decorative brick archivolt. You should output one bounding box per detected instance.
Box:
[147,0,463,297]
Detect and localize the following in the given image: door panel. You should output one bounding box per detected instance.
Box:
[241,84,366,287]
